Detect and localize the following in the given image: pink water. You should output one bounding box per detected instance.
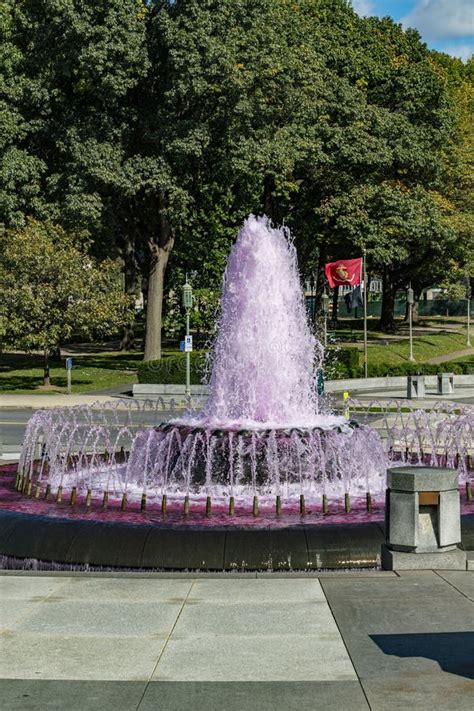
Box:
[181,215,342,430]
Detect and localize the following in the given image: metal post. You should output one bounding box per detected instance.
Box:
[182,278,193,398]
[363,250,368,378]
[468,296,471,347]
[467,287,471,347]
[321,291,329,348]
[185,309,191,396]
[407,286,415,362]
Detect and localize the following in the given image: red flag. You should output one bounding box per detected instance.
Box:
[325,258,362,289]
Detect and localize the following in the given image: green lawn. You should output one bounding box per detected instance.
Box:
[0,329,471,394]
[0,351,145,394]
[365,331,469,367]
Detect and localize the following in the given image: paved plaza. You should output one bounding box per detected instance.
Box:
[0,571,473,710]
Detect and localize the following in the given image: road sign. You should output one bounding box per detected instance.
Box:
[184,335,193,352]
[65,358,73,394]
[179,341,185,352]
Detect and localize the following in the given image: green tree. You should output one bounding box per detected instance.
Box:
[0,220,133,385]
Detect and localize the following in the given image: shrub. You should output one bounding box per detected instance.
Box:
[327,358,474,380]
[324,347,360,379]
[137,352,207,385]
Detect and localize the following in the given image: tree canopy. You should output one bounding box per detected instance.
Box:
[0,219,133,384]
[1,0,472,349]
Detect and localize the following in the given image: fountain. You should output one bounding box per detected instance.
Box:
[16,216,387,511]
[1,216,472,570]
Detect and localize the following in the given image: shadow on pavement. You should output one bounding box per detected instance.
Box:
[370,632,474,680]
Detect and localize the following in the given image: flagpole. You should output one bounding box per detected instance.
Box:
[363,249,368,378]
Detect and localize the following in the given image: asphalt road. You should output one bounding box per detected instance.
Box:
[0,408,174,458]
[0,409,30,455]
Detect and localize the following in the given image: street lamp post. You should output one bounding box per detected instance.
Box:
[407,286,415,362]
[321,291,329,348]
[466,278,472,348]
[182,278,193,397]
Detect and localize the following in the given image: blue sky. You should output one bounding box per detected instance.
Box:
[352,0,473,61]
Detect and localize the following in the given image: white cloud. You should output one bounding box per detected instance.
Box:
[402,0,474,40]
[352,0,375,17]
[440,43,473,61]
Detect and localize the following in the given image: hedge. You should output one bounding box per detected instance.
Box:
[325,347,360,379]
[330,356,474,380]
[137,349,473,385]
[137,352,207,385]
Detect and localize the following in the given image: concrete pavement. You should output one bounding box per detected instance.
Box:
[0,572,472,710]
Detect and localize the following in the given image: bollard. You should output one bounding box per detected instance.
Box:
[15,472,21,490]
[183,495,190,515]
[366,492,372,513]
[102,491,109,509]
[34,483,41,499]
[161,494,168,515]
[206,496,212,516]
[299,494,306,516]
[228,496,235,516]
[121,492,128,511]
[16,474,23,491]
[252,495,259,517]
[140,493,147,513]
[322,494,329,514]
[56,485,63,503]
[466,481,473,502]
[22,476,29,494]
[382,465,466,570]
[343,391,350,420]
[85,489,92,509]
[276,495,282,516]
[26,479,32,497]
[45,483,51,500]
[69,486,77,506]
[344,493,350,514]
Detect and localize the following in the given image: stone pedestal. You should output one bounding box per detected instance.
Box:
[382,466,466,571]
[407,375,425,399]
[437,372,454,395]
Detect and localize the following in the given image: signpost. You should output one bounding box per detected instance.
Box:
[65,357,73,394]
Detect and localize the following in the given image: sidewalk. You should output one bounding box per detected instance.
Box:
[0,394,128,410]
[0,571,472,710]
[427,346,474,365]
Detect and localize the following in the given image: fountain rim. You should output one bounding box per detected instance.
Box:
[156,420,360,438]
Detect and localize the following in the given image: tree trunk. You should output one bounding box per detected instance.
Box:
[43,349,50,387]
[380,269,397,332]
[262,174,277,221]
[144,244,173,361]
[120,234,136,351]
[144,198,175,362]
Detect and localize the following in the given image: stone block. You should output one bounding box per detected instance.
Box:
[407,375,425,399]
[381,544,466,571]
[437,372,454,394]
[439,489,461,547]
[387,466,458,492]
[388,491,418,550]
